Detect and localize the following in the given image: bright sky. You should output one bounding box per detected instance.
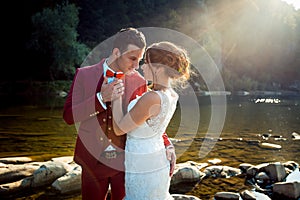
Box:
[280,0,300,10]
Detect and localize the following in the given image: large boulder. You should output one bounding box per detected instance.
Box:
[31,161,72,188]
[273,182,300,199]
[171,162,206,186]
[51,165,82,194]
[0,162,42,184]
[170,161,206,193]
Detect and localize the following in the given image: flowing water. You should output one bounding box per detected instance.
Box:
[0,95,299,199]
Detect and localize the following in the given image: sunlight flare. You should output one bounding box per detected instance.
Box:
[280,0,300,10]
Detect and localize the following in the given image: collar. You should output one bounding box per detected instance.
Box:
[103,58,115,83]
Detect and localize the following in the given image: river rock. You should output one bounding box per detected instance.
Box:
[204,166,241,178]
[51,165,82,194]
[250,191,271,200]
[255,172,270,186]
[291,132,300,140]
[258,142,281,149]
[222,166,241,177]
[51,156,74,164]
[261,162,286,182]
[240,190,256,200]
[246,163,269,178]
[0,176,33,197]
[239,163,254,174]
[0,162,42,184]
[171,162,206,186]
[272,181,300,199]
[31,161,72,188]
[283,161,299,173]
[208,158,222,165]
[0,157,33,164]
[171,194,201,200]
[286,168,300,182]
[203,165,222,177]
[184,161,209,170]
[214,191,240,200]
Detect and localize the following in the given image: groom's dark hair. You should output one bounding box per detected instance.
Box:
[113,27,146,54]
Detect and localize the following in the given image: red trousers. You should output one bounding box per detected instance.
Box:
[81,162,125,200]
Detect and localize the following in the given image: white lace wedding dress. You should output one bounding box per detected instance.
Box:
[124,89,178,200]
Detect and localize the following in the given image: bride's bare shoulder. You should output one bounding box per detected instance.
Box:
[140,91,160,103]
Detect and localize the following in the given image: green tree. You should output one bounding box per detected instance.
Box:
[77,0,130,47]
[29,3,90,80]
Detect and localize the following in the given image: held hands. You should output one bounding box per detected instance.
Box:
[166,145,176,177]
[101,77,125,102]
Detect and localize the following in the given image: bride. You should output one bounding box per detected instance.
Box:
[112,41,190,200]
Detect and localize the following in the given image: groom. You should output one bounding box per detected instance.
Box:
[63,27,176,200]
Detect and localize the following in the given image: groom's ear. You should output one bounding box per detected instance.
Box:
[113,48,121,57]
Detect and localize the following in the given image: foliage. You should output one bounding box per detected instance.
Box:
[187,0,300,91]
[76,0,178,46]
[21,0,300,92]
[0,80,71,98]
[29,3,90,80]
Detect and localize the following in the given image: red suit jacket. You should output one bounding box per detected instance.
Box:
[63,59,171,175]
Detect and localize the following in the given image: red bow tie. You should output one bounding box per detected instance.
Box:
[106,69,124,79]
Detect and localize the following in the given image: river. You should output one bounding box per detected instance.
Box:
[0,94,299,199]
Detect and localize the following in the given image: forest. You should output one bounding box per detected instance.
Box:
[12,0,300,92]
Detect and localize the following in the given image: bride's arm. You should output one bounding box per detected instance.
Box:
[112,91,161,136]
[111,96,127,135]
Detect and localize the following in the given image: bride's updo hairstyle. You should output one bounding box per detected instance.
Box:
[145,41,190,87]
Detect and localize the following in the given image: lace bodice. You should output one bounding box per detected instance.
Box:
[126,89,178,140]
[147,90,178,136]
[124,89,177,200]
[125,89,178,173]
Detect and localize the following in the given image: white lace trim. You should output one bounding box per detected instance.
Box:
[124,89,178,200]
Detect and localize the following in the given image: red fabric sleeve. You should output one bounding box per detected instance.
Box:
[163,132,172,147]
[63,70,78,125]
[63,67,106,125]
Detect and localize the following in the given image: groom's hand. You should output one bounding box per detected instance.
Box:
[166,145,176,177]
[101,77,124,102]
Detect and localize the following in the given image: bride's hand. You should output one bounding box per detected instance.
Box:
[111,79,124,101]
[166,145,176,177]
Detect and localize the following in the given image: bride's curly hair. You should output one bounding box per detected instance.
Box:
[145,41,190,88]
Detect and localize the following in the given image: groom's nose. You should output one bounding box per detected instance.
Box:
[133,60,140,69]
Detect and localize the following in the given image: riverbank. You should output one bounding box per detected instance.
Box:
[0,95,299,199]
[0,156,299,200]
[0,80,299,108]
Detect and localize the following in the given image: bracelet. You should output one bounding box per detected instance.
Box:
[166,145,175,150]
